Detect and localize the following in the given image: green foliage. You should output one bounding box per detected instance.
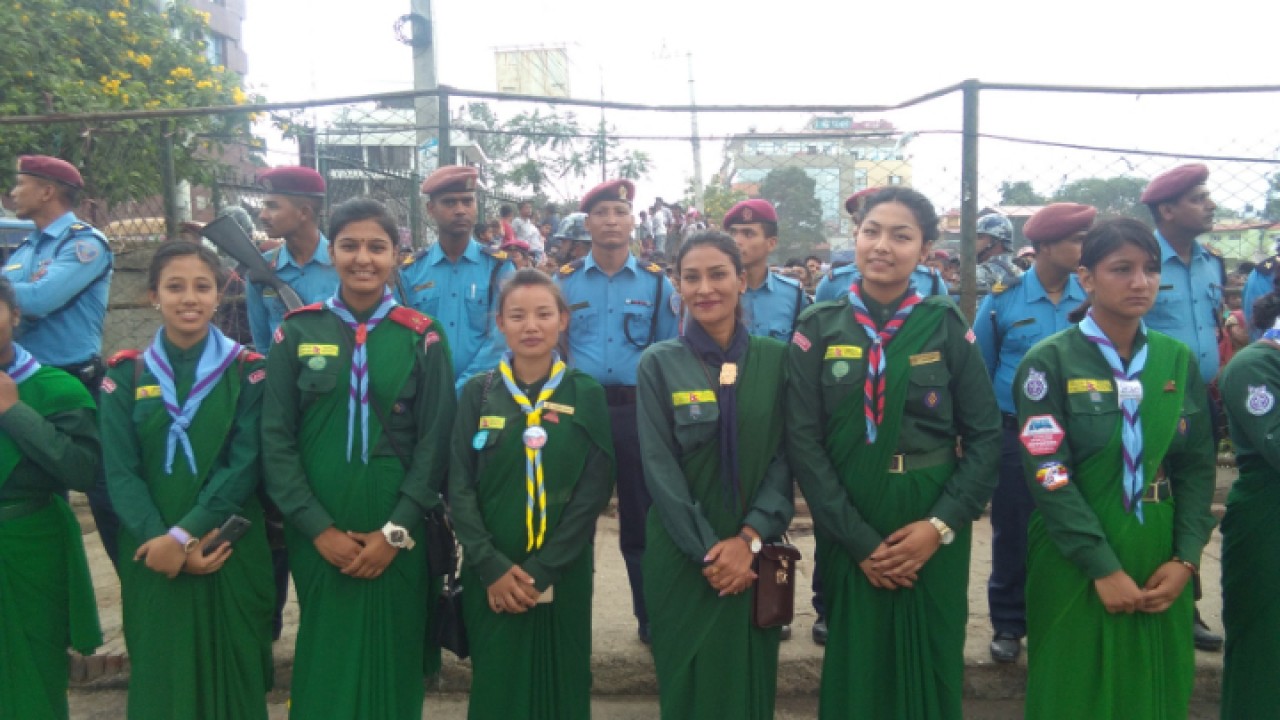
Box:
[1052,176,1149,222]
[998,180,1048,206]
[1265,172,1280,221]
[0,0,259,205]
[758,167,825,261]
[457,102,650,202]
[683,175,747,224]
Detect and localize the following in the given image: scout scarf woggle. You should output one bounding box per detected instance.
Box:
[1079,310,1148,522]
[681,319,749,511]
[498,351,567,551]
[7,342,40,385]
[327,291,397,463]
[847,283,922,444]
[144,326,242,474]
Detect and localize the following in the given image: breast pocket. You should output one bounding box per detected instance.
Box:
[673,401,720,454]
[623,303,655,347]
[411,283,443,318]
[1004,321,1039,356]
[820,357,865,417]
[908,361,953,419]
[465,295,492,332]
[296,364,340,413]
[572,306,602,344]
[1065,393,1122,452]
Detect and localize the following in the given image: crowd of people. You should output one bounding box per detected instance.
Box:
[1,152,1277,720]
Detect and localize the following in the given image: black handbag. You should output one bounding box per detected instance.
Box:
[433,567,469,659]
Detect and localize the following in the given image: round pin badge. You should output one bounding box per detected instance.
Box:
[1247,385,1275,416]
[1023,369,1048,402]
[472,430,489,450]
[307,356,327,371]
[523,426,548,450]
[832,361,849,379]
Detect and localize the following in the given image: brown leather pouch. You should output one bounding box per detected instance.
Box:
[752,542,802,628]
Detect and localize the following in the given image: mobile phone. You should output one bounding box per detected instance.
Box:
[538,585,554,604]
[203,515,251,556]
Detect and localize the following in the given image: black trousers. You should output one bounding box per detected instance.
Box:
[61,357,121,573]
[607,396,651,627]
[988,420,1035,637]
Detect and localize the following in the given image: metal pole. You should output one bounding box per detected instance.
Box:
[410,0,440,171]
[959,78,980,322]
[159,120,179,239]
[687,52,704,211]
[438,88,453,166]
[599,67,607,182]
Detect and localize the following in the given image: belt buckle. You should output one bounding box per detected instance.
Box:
[888,454,906,474]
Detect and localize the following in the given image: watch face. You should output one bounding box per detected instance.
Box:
[389,529,405,544]
[751,538,763,553]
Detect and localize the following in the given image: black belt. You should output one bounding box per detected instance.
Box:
[1143,470,1172,503]
[55,355,104,391]
[603,385,637,406]
[0,496,51,523]
[1002,413,1020,430]
[888,445,958,474]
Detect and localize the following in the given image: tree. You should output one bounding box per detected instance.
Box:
[0,0,258,205]
[758,167,826,261]
[1265,172,1280,221]
[456,102,650,202]
[1052,176,1149,222]
[998,180,1047,206]
[683,175,747,225]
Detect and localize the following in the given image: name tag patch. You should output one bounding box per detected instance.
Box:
[672,390,716,406]
[909,351,941,366]
[478,416,506,430]
[824,345,862,360]
[543,402,575,415]
[297,344,340,358]
[1067,379,1113,394]
[136,385,162,400]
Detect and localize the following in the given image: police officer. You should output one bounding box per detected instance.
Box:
[815,189,947,303]
[973,202,1092,663]
[242,166,340,640]
[245,166,339,352]
[402,165,514,394]
[724,199,810,341]
[974,212,1021,295]
[1140,162,1225,652]
[553,212,592,265]
[5,155,117,566]
[557,179,679,643]
[1242,246,1277,338]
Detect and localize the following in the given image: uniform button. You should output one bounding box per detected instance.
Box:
[608,309,613,313]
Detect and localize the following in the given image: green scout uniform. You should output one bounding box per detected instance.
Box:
[450,367,614,720]
[786,293,1001,720]
[0,360,100,720]
[638,336,794,720]
[101,337,273,720]
[1014,327,1215,720]
[1218,340,1280,718]
[262,302,455,720]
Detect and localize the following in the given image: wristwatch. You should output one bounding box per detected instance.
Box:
[168,526,200,554]
[927,517,955,545]
[738,529,763,555]
[381,522,416,550]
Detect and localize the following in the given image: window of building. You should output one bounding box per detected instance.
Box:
[205,31,227,67]
[888,175,903,185]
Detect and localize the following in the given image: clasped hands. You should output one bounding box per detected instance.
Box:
[702,535,757,597]
[135,529,232,579]
[1093,562,1195,614]
[859,520,943,590]
[313,526,399,579]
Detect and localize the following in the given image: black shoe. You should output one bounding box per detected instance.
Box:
[1194,618,1223,652]
[638,623,651,646]
[989,632,1021,663]
[812,618,828,646]
[780,624,792,641]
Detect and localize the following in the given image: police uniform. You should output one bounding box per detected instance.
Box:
[556,179,679,638]
[1241,256,1277,338]
[975,253,1021,296]
[814,262,946,303]
[722,199,813,340]
[973,202,1094,658]
[1145,230,1224,384]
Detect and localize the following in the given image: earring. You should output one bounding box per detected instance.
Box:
[153,304,161,311]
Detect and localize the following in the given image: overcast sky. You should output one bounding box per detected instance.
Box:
[242,0,1280,214]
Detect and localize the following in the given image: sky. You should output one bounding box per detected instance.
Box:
[242,0,1280,215]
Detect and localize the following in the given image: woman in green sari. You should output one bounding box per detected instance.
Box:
[0,276,100,720]
[1219,291,1280,718]
[262,199,455,719]
[103,241,272,719]
[786,188,1001,719]
[450,268,614,720]
[638,231,793,720]
[1013,219,1216,719]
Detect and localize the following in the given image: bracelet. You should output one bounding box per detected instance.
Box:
[1171,556,1197,575]
[168,526,193,546]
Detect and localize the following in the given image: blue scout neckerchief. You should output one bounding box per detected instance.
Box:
[1079,310,1148,522]
[144,326,242,475]
[7,342,40,384]
[326,290,397,464]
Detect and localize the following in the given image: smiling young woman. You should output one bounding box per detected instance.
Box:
[786,188,1001,719]
[637,231,794,720]
[1013,219,1216,719]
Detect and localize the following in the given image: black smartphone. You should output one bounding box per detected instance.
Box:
[203,515,251,556]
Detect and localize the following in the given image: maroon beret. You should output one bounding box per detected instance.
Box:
[580,179,635,212]
[844,187,882,216]
[723,199,778,228]
[421,165,479,197]
[257,166,325,197]
[1140,164,1210,205]
[17,155,83,189]
[1023,203,1097,244]
[500,237,530,252]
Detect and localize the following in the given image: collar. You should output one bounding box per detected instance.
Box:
[36,211,78,242]
[277,234,332,270]
[426,237,483,266]
[1026,264,1085,303]
[1155,229,1208,267]
[583,250,637,276]
[162,331,210,363]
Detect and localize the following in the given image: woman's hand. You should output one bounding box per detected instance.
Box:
[0,373,18,414]
[1094,570,1145,614]
[487,565,540,614]
[702,537,758,597]
[342,530,398,579]
[1140,561,1194,613]
[313,527,362,569]
[859,541,918,590]
[869,521,942,580]
[184,529,232,575]
[135,534,188,579]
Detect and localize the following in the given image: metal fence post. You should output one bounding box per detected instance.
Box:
[959,78,981,322]
[409,172,424,248]
[438,87,453,167]
[160,119,179,240]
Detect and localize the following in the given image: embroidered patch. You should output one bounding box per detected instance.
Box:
[478,416,506,430]
[413,281,435,291]
[1036,462,1070,491]
[544,401,574,415]
[472,430,489,449]
[909,351,941,366]
[568,301,590,312]
[74,239,100,263]
[423,331,440,350]
[135,385,162,400]
[1247,385,1275,416]
[1067,378,1114,394]
[924,390,940,409]
[1023,369,1048,402]
[248,369,266,384]
[307,356,327,371]
[965,328,976,344]
[791,331,812,352]
[825,345,863,360]
[544,410,560,424]
[672,390,717,406]
[1164,380,1177,393]
[1020,414,1065,456]
[273,325,285,344]
[100,377,117,394]
[3,263,20,272]
[831,361,850,379]
[297,344,340,358]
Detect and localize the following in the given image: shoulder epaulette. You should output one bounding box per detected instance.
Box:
[401,247,429,267]
[239,350,265,363]
[992,275,1022,295]
[388,305,432,334]
[480,246,509,262]
[1262,257,1277,272]
[559,258,585,277]
[772,271,803,289]
[642,262,663,275]
[283,302,325,319]
[1205,245,1223,259]
[108,349,143,367]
